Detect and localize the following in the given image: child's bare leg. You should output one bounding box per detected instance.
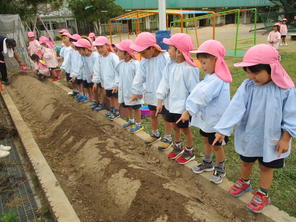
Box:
[172,123,181,142]
[241,161,254,180]
[135,109,141,123]
[213,145,225,163]
[258,164,273,190]
[162,115,172,138]
[150,110,158,131]
[182,127,193,147]
[127,107,133,119]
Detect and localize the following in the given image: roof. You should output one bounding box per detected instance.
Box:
[115,0,274,9]
[110,9,213,21]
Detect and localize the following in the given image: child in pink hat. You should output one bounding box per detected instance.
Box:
[88,32,96,42]
[177,40,232,181]
[73,38,95,102]
[39,36,59,81]
[156,33,199,164]
[113,40,144,132]
[280,18,288,46]
[93,36,120,120]
[267,23,281,50]
[27,31,42,58]
[213,44,296,213]
[59,32,73,82]
[130,32,172,148]
[30,54,50,80]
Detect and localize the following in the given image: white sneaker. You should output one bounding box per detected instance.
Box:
[0,150,10,158]
[280,43,283,46]
[0,144,11,151]
[285,43,288,46]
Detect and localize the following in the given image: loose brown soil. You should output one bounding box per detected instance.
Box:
[5,72,272,222]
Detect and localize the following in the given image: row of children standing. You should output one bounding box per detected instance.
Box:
[57,29,296,214]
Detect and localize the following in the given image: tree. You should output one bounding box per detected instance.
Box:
[68,0,123,33]
[0,0,63,21]
[269,0,296,22]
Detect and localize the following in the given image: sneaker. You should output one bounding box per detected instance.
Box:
[0,150,10,158]
[285,43,288,46]
[122,121,134,128]
[80,96,89,102]
[68,90,79,97]
[90,102,99,109]
[109,112,120,121]
[192,160,214,174]
[144,133,161,145]
[210,167,226,184]
[0,145,11,151]
[129,124,143,133]
[157,137,173,151]
[228,178,252,198]
[2,80,9,85]
[168,143,183,159]
[94,104,104,111]
[51,77,58,82]
[75,95,83,101]
[175,149,195,164]
[247,191,271,213]
[104,111,113,118]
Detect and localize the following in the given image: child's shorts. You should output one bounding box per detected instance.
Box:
[105,89,118,98]
[121,103,141,110]
[199,129,229,146]
[148,105,168,115]
[83,80,92,88]
[98,83,103,89]
[49,67,58,71]
[76,79,83,85]
[281,35,286,38]
[65,72,71,81]
[240,155,285,169]
[166,112,190,128]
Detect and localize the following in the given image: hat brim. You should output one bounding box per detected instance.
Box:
[130,43,148,52]
[233,62,259,67]
[93,42,105,47]
[163,38,172,45]
[114,43,124,51]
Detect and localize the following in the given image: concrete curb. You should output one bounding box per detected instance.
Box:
[1,90,80,222]
[57,82,296,222]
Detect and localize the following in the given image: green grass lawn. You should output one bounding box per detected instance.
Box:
[141,51,296,217]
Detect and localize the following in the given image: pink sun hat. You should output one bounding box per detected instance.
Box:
[88,32,96,38]
[130,32,162,52]
[39,36,55,49]
[93,36,110,46]
[59,29,69,34]
[234,44,294,89]
[27,32,35,38]
[73,38,92,50]
[115,40,135,58]
[61,32,72,38]
[163,33,196,67]
[71,34,81,41]
[190,40,232,82]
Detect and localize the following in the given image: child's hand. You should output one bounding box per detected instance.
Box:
[130,94,142,102]
[276,139,290,157]
[176,110,190,124]
[212,133,225,146]
[112,87,118,93]
[70,77,76,82]
[155,100,163,117]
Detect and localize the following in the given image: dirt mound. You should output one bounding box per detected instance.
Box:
[6,72,270,222]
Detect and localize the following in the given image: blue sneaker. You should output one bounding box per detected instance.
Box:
[129,124,143,133]
[80,96,89,102]
[94,104,104,111]
[122,121,134,128]
[76,95,84,101]
[90,103,98,109]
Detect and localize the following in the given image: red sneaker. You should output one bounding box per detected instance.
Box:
[175,149,195,164]
[247,191,271,213]
[51,77,58,82]
[228,178,252,197]
[168,145,183,160]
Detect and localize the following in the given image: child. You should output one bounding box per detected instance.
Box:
[39,36,59,81]
[31,54,50,80]
[88,32,96,42]
[178,40,232,181]
[60,32,73,83]
[156,33,199,164]
[213,44,296,213]
[130,32,173,148]
[114,40,144,133]
[267,23,281,50]
[27,32,42,57]
[280,18,288,46]
[93,36,120,120]
[73,38,94,102]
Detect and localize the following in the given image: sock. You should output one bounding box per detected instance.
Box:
[215,161,225,170]
[129,118,135,123]
[259,187,268,196]
[243,178,251,184]
[185,147,193,155]
[152,130,160,137]
[163,134,172,141]
[135,122,141,126]
[204,154,212,163]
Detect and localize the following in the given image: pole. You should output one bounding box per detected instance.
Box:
[158,0,166,30]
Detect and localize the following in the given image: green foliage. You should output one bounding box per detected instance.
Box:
[0,0,63,21]
[0,211,19,222]
[68,0,123,23]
